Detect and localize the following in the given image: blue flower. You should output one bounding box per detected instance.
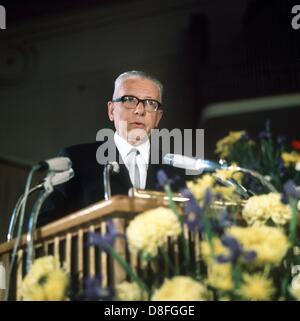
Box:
[276,158,285,178]
[219,210,233,229]
[216,235,256,264]
[180,188,204,232]
[87,219,125,252]
[157,170,169,186]
[277,135,286,145]
[156,170,181,189]
[282,180,300,203]
[75,276,114,301]
[258,119,272,140]
[203,189,212,207]
[241,131,251,142]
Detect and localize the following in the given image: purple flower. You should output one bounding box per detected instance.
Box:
[87,219,125,252]
[180,188,204,232]
[75,276,114,301]
[258,119,272,140]
[276,158,285,178]
[219,210,233,229]
[259,130,271,140]
[216,235,256,264]
[277,135,286,145]
[157,170,169,186]
[283,180,300,202]
[203,189,212,207]
[241,131,251,141]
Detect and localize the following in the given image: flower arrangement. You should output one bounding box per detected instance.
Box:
[23,122,300,301]
[22,256,69,301]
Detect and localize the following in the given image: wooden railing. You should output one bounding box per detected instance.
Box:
[0,195,184,301]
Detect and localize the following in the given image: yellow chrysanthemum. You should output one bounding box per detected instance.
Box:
[152,276,208,301]
[22,256,69,301]
[215,164,243,184]
[281,152,300,167]
[215,131,245,158]
[200,238,229,264]
[227,225,289,266]
[242,193,292,225]
[239,273,275,301]
[289,273,300,300]
[186,175,214,201]
[207,263,234,291]
[187,174,239,203]
[42,270,70,300]
[213,185,237,200]
[115,281,147,301]
[126,207,181,257]
[200,239,233,291]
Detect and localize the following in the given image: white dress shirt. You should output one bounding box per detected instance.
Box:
[114,132,150,189]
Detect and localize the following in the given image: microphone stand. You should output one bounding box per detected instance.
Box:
[26,173,54,273]
[7,184,43,242]
[103,162,119,200]
[103,163,112,200]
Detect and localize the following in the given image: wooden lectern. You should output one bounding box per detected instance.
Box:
[0,194,186,301]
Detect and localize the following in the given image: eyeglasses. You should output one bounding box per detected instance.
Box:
[112,95,162,113]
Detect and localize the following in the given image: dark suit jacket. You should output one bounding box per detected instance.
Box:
[38,141,188,226]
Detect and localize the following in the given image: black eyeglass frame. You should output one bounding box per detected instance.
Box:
[112,95,162,112]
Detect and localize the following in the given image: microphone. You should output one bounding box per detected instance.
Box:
[7,168,75,242]
[163,154,220,172]
[25,168,75,272]
[107,161,120,174]
[163,154,278,198]
[103,161,120,200]
[50,168,74,185]
[4,160,73,300]
[37,157,72,172]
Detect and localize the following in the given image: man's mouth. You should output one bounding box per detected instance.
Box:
[131,122,145,128]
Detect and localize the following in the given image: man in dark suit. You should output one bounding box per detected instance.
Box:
[38,71,186,226]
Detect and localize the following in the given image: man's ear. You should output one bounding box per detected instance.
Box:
[107,101,114,121]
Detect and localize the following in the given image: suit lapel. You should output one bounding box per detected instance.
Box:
[146,144,164,190]
[110,148,132,195]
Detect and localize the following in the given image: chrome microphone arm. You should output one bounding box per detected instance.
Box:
[7,184,43,242]
[103,164,112,201]
[25,168,74,272]
[200,161,277,195]
[228,165,278,193]
[212,174,251,199]
[103,161,120,200]
[199,160,278,194]
[163,154,277,196]
[26,174,54,273]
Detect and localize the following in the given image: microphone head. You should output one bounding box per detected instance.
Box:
[109,161,120,174]
[163,154,199,170]
[163,154,221,175]
[163,154,175,166]
[38,157,72,172]
[50,168,74,186]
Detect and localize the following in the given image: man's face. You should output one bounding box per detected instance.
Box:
[107,77,163,144]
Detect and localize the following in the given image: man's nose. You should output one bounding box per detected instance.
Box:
[134,102,145,115]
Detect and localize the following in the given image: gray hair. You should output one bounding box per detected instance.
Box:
[113,70,163,101]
